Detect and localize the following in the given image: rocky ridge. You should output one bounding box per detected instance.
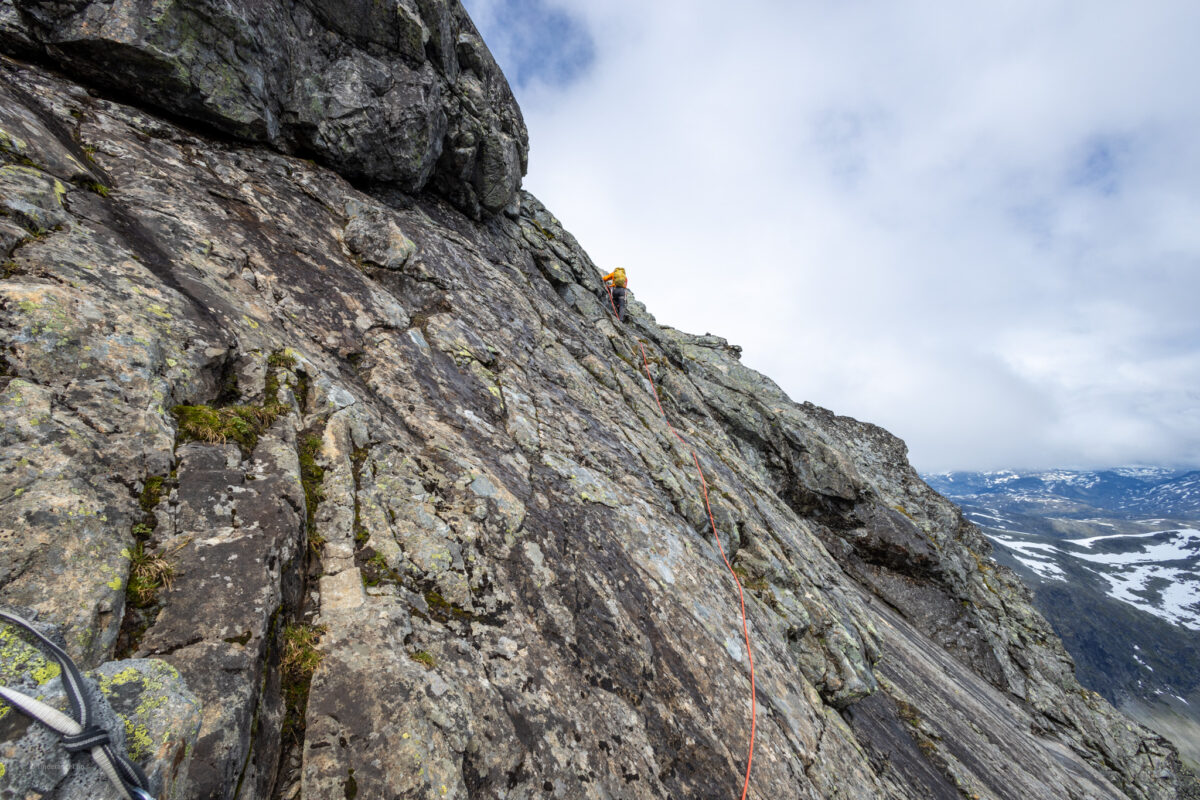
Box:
[0,2,1193,798]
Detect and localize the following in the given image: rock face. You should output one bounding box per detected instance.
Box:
[0,5,1193,798]
[0,0,528,218]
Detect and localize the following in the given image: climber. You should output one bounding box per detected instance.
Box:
[602,267,627,322]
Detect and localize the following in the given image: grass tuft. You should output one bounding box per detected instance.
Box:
[126,542,175,608]
[171,403,285,455]
[281,623,326,743]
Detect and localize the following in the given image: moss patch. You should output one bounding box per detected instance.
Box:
[731,564,769,592]
[264,349,298,404]
[424,590,474,623]
[171,403,284,455]
[361,551,396,587]
[281,623,325,744]
[139,474,165,515]
[298,432,326,551]
[409,650,436,670]
[895,697,922,727]
[529,218,556,240]
[172,349,297,455]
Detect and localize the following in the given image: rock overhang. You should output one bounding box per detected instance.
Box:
[0,0,528,218]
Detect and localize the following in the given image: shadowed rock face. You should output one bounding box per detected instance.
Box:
[0,0,528,218]
[0,15,1192,800]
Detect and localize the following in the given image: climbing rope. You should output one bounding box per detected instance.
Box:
[604,282,757,799]
[0,610,155,800]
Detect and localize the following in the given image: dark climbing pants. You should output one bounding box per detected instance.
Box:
[611,286,627,322]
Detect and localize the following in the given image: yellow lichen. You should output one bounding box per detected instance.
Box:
[123,719,153,761]
[0,627,62,686]
[0,127,29,154]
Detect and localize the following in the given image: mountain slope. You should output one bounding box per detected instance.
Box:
[927,469,1200,769]
[0,4,1191,798]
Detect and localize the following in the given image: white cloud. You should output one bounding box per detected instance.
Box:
[466,0,1200,472]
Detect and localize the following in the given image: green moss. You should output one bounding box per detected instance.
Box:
[895,697,922,727]
[409,650,435,670]
[298,433,325,549]
[424,590,473,623]
[281,623,325,744]
[140,474,165,515]
[264,349,298,405]
[731,565,768,592]
[171,403,284,455]
[361,551,398,587]
[85,181,110,197]
[224,630,252,645]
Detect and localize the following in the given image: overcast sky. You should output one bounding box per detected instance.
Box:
[463,0,1200,474]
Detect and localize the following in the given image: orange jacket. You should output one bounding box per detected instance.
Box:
[602,268,627,288]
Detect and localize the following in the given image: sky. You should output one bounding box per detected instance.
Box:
[462,0,1200,474]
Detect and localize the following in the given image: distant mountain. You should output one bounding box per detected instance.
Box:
[927,467,1200,518]
[926,468,1200,767]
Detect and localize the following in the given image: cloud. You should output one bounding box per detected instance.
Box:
[464,0,1200,472]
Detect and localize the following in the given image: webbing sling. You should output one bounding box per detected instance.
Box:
[0,610,155,800]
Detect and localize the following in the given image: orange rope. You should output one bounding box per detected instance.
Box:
[604,280,756,799]
[636,341,757,800]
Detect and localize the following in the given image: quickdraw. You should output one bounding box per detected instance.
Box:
[0,610,155,800]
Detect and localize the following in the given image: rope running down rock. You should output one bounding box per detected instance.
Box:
[604,283,758,799]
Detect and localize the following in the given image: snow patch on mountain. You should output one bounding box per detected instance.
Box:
[927,468,1200,631]
[1068,530,1200,563]
[1095,563,1200,630]
[991,535,1067,580]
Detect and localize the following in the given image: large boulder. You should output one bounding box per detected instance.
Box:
[0,0,527,217]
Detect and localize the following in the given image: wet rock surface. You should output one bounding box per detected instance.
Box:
[0,19,1192,800]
